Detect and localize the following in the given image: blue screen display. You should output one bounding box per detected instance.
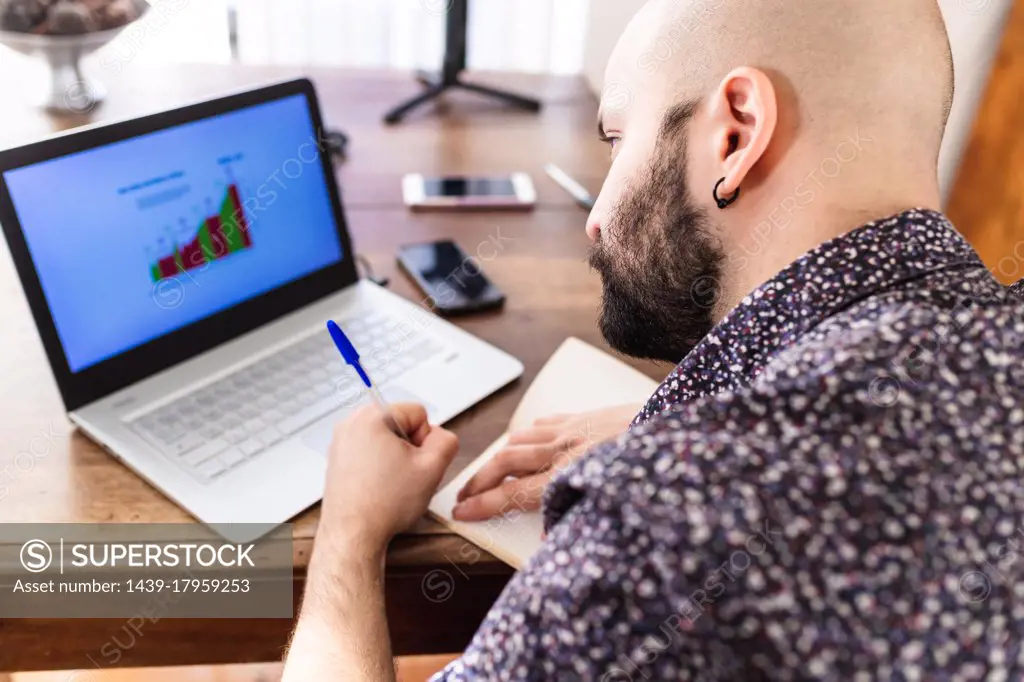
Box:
[3,94,345,373]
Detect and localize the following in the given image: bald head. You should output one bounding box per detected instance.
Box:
[585,0,954,360]
[618,0,951,157]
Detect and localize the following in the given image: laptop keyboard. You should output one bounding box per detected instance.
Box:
[127,312,445,483]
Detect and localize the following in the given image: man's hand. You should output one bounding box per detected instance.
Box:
[451,402,641,521]
[284,404,456,682]
[318,402,459,559]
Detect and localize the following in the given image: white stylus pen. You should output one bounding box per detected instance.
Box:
[545,163,596,210]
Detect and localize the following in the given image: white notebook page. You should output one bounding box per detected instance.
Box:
[428,338,659,569]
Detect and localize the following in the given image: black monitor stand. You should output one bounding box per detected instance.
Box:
[383,0,542,124]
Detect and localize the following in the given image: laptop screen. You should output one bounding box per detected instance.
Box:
[2,93,345,374]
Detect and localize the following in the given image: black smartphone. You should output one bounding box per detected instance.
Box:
[397,240,506,315]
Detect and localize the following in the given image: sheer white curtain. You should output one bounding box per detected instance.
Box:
[233,0,588,73]
[87,0,589,74]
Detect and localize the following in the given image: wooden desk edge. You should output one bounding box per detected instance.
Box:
[0,532,514,672]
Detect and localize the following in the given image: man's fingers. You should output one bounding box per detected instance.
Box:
[390,402,431,443]
[508,426,560,446]
[344,403,430,444]
[532,413,570,426]
[418,426,460,471]
[457,444,556,502]
[452,474,546,521]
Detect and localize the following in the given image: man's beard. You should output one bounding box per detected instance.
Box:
[588,111,725,364]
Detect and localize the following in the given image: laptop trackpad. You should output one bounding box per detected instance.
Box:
[300,386,432,455]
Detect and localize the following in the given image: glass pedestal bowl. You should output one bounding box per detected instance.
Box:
[0,23,137,113]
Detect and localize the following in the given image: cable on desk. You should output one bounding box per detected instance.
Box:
[356,253,389,287]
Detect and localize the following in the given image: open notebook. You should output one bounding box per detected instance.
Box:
[428,337,659,569]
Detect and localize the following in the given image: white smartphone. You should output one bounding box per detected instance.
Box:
[402,173,536,211]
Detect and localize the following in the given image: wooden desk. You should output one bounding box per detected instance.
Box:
[0,64,667,673]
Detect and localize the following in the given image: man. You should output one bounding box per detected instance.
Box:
[283,0,1024,679]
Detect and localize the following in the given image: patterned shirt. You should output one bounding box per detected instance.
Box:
[432,209,1024,681]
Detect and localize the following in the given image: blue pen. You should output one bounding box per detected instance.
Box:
[326,320,410,441]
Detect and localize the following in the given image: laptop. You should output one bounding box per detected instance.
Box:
[0,79,523,540]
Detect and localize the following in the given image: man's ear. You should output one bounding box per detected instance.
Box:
[708,67,778,196]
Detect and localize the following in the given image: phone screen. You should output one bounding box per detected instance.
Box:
[398,241,505,312]
[422,177,516,198]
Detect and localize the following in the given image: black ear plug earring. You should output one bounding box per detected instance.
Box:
[713,177,740,209]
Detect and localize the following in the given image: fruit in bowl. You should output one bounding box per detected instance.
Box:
[0,0,151,112]
[0,0,147,35]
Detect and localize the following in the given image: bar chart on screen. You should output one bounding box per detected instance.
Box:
[147,181,253,282]
[137,154,255,283]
